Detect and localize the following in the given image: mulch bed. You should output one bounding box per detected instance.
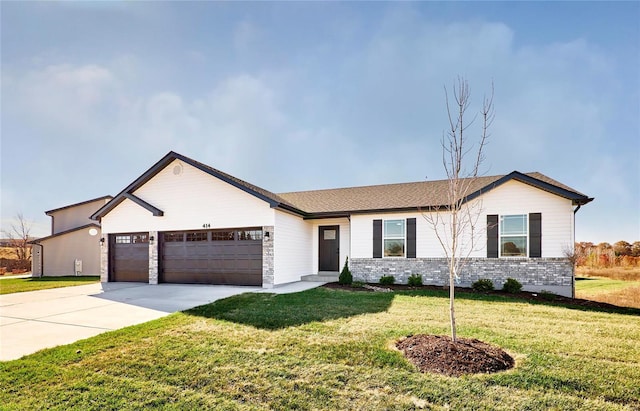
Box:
[322,282,631,311]
[396,334,514,377]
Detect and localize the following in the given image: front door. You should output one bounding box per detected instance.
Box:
[319,226,340,271]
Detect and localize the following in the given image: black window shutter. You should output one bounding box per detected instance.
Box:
[407,218,416,258]
[529,213,542,258]
[487,215,498,258]
[373,220,382,258]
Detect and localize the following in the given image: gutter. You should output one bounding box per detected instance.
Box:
[570,204,583,299]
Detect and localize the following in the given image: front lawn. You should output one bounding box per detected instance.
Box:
[0,276,100,295]
[1,287,639,410]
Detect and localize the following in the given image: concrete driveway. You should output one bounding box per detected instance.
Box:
[0,281,324,361]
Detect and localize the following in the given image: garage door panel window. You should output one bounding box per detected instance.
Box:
[133,234,148,243]
[212,230,235,241]
[238,229,262,241]
[115,235,131,244]
[187,232,208,242]
[164,233,184,242]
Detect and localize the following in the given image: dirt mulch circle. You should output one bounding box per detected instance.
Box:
[396,334,515,377]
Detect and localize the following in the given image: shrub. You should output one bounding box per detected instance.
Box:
[502,278,523,293]
[379,275,395,285]
[407,274,423,287]
[539,290,556,301]
[338,257,352,285]
[472,279,494,292]
[351,281,365,288]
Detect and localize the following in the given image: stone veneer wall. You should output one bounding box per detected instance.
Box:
[99,240,109,282]
[262,226,274,288]
[148,231,159,284]
[350,257,574,297]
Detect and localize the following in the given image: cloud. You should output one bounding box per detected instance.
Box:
[1,5,636,242]
[8,64,118,135]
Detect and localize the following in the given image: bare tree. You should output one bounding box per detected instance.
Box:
[2,213,33,262]
[424,77,494,342]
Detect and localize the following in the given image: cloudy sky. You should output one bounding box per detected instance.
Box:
[1,2,638,243]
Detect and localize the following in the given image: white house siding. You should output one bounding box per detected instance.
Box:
[351,212,443,259]
[476,180,574,258]
[348,180,576,297]
[50,198,110,235]
[309,218,351,273]
[101,160,275,235]
[351,180,574,260]
[34,227,101,276]
[273,211,313,285]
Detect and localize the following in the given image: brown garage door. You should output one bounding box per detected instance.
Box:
[160,228,262,285]
[110,233,149,282]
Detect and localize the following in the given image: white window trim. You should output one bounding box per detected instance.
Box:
[383,219,406,258]
[499,214,528,258]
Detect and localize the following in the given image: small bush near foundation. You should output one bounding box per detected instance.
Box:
[472,279,494,292]
[351,281,365,288]
[407,274,423,287]
[502,278,523,293]
[338,257,352,285]
[379,275,395,285]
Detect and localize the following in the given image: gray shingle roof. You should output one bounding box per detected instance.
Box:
[277,172,590,214]
[91,151,593,220]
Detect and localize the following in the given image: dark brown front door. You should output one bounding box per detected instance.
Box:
[319,226,339,271]
[110,233,149,282]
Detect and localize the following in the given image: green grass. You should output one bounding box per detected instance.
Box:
[576,276,640,295]
[1,287,639,410]
[0,276,100,294]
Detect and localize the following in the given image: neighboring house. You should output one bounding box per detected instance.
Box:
[31,196,112,276]
[89,151,592,297]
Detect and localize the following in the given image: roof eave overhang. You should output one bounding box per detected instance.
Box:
[463,171,593,206]
[29,223,101,244]
[92,151,290,220]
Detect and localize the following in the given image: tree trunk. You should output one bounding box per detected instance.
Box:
[450,262,457,342]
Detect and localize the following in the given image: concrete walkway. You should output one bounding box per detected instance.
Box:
[0,281,325,361]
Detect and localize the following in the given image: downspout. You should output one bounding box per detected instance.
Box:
[571,204,582,298]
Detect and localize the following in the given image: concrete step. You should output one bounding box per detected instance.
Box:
[301,273,339,282]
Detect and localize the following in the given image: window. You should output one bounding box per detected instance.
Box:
[115,235,131,244]
[500,214,527,257]
[164,233,184,242]
[212,230,234,241]
[186,232,208,242]
[384,219,405,257]
[133,234,148,243]
[238,229,263,241]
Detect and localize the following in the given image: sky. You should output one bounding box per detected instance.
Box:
[1,1,639,243]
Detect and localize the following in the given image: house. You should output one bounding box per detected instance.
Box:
[88,151,592,297]
[31,196,112,277]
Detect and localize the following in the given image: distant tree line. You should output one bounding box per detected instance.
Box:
[575,241,640,268]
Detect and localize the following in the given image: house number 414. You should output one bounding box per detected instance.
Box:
[202,223,211,228]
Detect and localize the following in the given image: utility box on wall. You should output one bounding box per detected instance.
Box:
[74,259,83,275]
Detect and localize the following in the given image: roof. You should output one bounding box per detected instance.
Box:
[91,152,304,220]
[278,172,592,215]
[91,151,593,220]
[46,196,113,215]
[29,224,101,244]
